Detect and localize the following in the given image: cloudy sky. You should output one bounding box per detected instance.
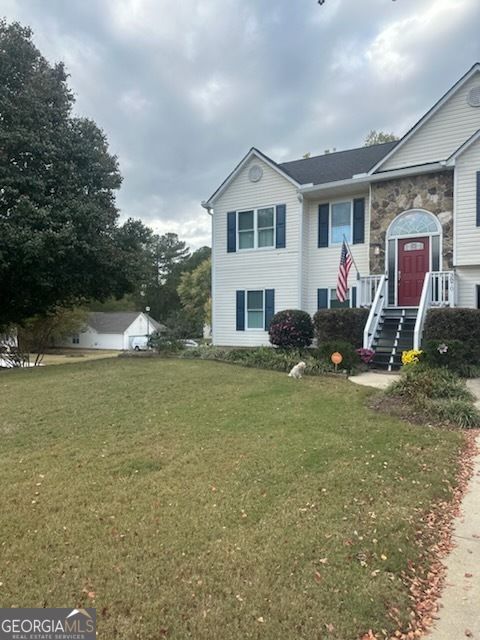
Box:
[3,0,480,248]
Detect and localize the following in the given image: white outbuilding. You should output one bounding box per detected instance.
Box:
[55,311,164,351]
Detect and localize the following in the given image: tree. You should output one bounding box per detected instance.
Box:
[16,307,88,366]
[0,20,148,326]
[178,258,211,334]
[364,130,399,146]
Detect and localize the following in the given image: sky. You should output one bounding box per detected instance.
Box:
[2,0,480,249]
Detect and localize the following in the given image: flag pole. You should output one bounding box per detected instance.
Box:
[343,234,361,279]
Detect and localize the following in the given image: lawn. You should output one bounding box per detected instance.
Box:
[0,358,464,640]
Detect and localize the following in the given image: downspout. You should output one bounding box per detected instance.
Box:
[297,192,304,310]
[201,202,214,342]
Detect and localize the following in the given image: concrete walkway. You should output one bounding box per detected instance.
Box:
[429,379,480,639]
[348,370,400,390]
[350,371,480,639]
[428,444,480,639]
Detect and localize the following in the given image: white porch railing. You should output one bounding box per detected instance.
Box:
[358,275,383,308]
[413,271,455,350]
[363,274,387,350]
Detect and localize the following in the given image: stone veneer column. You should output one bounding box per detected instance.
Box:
[369,171,454,274]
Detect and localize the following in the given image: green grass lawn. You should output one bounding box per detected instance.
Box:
[0,359,463,639]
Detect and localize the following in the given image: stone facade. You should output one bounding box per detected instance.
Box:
[369,171,454,274]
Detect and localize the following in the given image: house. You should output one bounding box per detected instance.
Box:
[202,63,480,370]
[54,312,163,351]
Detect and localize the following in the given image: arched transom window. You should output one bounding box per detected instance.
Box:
[388,209,441,238]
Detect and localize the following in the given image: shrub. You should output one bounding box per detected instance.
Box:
[356,348,375,364]
[268,310,313,348]
[149,334,185,355]
[424,398,480,429]
[388,365,474,402]
[316,340,359,372]
[424,308,480,363]
[180,345,330,376]
[313,308,369,348]
[387,364,480,428]
[422,339,467,371]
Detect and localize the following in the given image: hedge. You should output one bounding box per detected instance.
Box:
[424,308,480,344]
[313,308,369,348]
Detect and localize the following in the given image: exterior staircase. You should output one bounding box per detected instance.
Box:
[371,308,418,371]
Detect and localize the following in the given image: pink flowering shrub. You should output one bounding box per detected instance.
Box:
[268,310,313,348]
[356,348,375,364]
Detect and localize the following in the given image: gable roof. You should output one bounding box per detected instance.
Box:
[279,142,397,186]
[444,127,480,166]
[87,312,161,334]
[204,147,301,205]
[370,62,480,174]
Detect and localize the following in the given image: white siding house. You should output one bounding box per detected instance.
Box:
[54,312,163,351]
[203,64,480,369]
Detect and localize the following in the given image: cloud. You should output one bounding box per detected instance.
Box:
[2,0,480,250]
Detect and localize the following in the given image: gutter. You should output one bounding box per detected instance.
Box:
[201,200,213,216]
[298,162,447,196]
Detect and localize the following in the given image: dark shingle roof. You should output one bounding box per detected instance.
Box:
[278,141,398,186]
[87,312,161,334]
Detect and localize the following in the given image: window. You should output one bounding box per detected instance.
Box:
[257,207,274,247]
[246,290,264,329]
[238,207,275,250]
[238,210,254,249]
[388,209,440,237]
[72,334,80,344]
[331,202,352,244]
[330,288,351,309]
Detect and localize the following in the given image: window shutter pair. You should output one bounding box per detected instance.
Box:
[317,198,365,247]
[227,206,286,252]
[236,290,275,331]
[317,287,357,309]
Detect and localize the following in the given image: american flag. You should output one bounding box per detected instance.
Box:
[336,240,353,303]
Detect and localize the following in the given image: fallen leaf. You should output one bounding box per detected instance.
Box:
[465,630,473,638]
[465,573,473,578]
[314,571,322,583]
[257,616,265,623]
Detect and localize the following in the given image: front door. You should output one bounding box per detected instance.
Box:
[398,237,429,306]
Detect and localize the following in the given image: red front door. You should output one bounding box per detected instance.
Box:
[398,237,429,306]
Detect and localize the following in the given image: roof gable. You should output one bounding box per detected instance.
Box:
[204,148,300,206]
[87,312,161,334]
[371,63,480,173]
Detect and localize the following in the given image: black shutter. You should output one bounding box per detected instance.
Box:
[477,285,480,309]
[353,198,365,244]
[477,172,480,227]
[318,204,329,248]
[227,211,236,252]
[275,205,286,248]
[236,290,245,331]
[317,288,328,309]
[264,289,275,330]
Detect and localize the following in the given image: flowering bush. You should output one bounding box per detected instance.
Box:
[401,349,424,366]
[269,310,313,348]
[356,348,375,364]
